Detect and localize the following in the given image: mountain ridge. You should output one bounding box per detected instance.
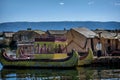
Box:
[0,21,120,32]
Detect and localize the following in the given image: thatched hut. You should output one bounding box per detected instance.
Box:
[13,30,46,43]
[0,31,15,47]
[65,27,96,53]
[46,30,67,38]
[3,32,15,40]
[94,30,120,55]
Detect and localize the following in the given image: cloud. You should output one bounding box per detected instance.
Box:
[59,2,64,5]
[88,1,94,5]
[115,2,120,6]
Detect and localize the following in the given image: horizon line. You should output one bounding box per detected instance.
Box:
[0,20,120,24]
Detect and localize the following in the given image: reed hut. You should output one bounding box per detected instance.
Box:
[3,32,15,40]
[2,32,15,45]
[46,30,67,38]
[13,30,46,55]
[13,30,46,43]
[66,27,96,53]
[94,30,120,55]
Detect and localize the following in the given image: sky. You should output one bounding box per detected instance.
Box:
[0,0,120,23]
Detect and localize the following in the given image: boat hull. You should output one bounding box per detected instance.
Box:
[0,51,78,68]
[78,48,94,66]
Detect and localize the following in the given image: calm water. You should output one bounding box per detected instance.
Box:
[0,64,120,80]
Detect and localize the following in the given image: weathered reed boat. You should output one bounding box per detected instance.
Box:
[0,37,79,68]
[78,48,94,66]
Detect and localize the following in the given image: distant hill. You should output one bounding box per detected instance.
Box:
[0,21,120,32]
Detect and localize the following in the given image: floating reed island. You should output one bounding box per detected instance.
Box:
[91,56,120,67]
[0,27,120,67]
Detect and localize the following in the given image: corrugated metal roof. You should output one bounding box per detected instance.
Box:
[72,27,96,38]
[47,30,67,35]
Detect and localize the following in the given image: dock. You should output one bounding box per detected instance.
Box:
[91,56,120,67]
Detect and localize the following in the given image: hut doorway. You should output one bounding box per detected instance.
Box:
[91,38,94,52]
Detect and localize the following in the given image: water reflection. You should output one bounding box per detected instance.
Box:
[0,67,120,80]
[77,67,120,80]
[93,68,120,80]
[0,68,78,80]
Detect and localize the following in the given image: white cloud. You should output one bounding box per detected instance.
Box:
[59,2,64,5]
[88,1,94,5]
[115,2,120,6]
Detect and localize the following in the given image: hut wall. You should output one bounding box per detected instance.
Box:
[93,38,119,56]
[66,30,92,53]
[102,38,108,55]
[93,38,106,55]
[66,42,83,52]
[93,38,97,51]
[118,40,120,50]
[111,39,115,49]
[85,39,92,51]
[103,39,117,51]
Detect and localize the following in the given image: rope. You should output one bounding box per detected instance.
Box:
[73,38,88,50]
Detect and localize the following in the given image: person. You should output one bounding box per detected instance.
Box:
[58,44,62,53]
[42,44,47,53]
[96,38,102,58]
[36,43,40,54]
[19,47,25,57]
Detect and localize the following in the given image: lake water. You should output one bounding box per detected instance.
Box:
[0,63,120,80]
[0,22,120,32]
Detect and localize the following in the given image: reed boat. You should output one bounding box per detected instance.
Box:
[0,37,79,68]
[78,48,94,66]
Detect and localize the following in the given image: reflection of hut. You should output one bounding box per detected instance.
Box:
[66,27,96,53]
[94,30,120,54]
[13,30,46,43]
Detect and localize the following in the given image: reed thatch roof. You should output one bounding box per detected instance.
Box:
[94,30,118,39]
[72,27,96,38]
[15,30,45,35]
[33,30,45,34]
[47,30,67,35]
[3,32,15,38]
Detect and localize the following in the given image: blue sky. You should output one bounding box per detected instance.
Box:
[0,0,120,23]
